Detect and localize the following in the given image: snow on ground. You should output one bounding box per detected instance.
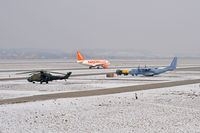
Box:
[0,90,47,100]
[0,84,200,133]
[0,70,200,99]
[0,60,200,132]
[0,76,137,99]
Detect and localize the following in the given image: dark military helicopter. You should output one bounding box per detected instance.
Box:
[17,70,72,84]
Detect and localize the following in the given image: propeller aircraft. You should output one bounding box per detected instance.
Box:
[128,57,177,76]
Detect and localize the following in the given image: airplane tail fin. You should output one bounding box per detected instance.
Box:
[168,57,177,70]
[77,51,84,61]
[64,72,72,79]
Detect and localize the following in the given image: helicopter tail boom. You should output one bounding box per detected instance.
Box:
[64,72,72,79]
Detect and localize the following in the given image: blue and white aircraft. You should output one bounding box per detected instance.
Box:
[129,57,177,76]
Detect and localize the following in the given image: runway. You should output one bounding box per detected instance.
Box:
[0,66,132,73]
[0,67,200,81]
[0,66,200,72]
[0,60,200,105]
[0,78,200,105]
[0,72,115,81]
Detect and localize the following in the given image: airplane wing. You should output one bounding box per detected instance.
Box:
[143,68,151,72]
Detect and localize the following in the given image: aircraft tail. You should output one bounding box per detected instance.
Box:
[168,57,177,70]
[77,51,84,61]
[64,72,72,79]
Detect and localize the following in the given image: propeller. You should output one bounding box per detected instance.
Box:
[138,65,141,72]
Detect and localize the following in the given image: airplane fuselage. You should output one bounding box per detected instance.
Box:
[129,67,173,76]
[77,60,110,68]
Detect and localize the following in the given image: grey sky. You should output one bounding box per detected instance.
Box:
[0,0,200,56]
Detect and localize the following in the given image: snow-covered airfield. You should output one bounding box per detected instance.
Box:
[0,59,200,132]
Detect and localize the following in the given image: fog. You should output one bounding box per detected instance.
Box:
[0,0,200,56]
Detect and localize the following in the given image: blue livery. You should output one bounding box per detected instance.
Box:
[129,57,177,76]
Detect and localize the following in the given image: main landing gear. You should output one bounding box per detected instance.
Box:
[89,66,104,69]
[40,81,49,84]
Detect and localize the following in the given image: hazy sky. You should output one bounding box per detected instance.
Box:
[0,0,200,55]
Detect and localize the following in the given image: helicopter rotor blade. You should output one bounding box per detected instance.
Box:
[16,69,69,76]
[16,70,47,75]
[16,71,35,75]
[50,71,66,75]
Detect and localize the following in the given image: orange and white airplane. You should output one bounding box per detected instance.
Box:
[77,51,110,69]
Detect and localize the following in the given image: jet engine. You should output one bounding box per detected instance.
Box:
[103,64,108,68]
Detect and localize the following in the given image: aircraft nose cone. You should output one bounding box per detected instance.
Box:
[27,77,32,82]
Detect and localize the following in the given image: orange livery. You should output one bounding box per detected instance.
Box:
[77,51,110,69]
